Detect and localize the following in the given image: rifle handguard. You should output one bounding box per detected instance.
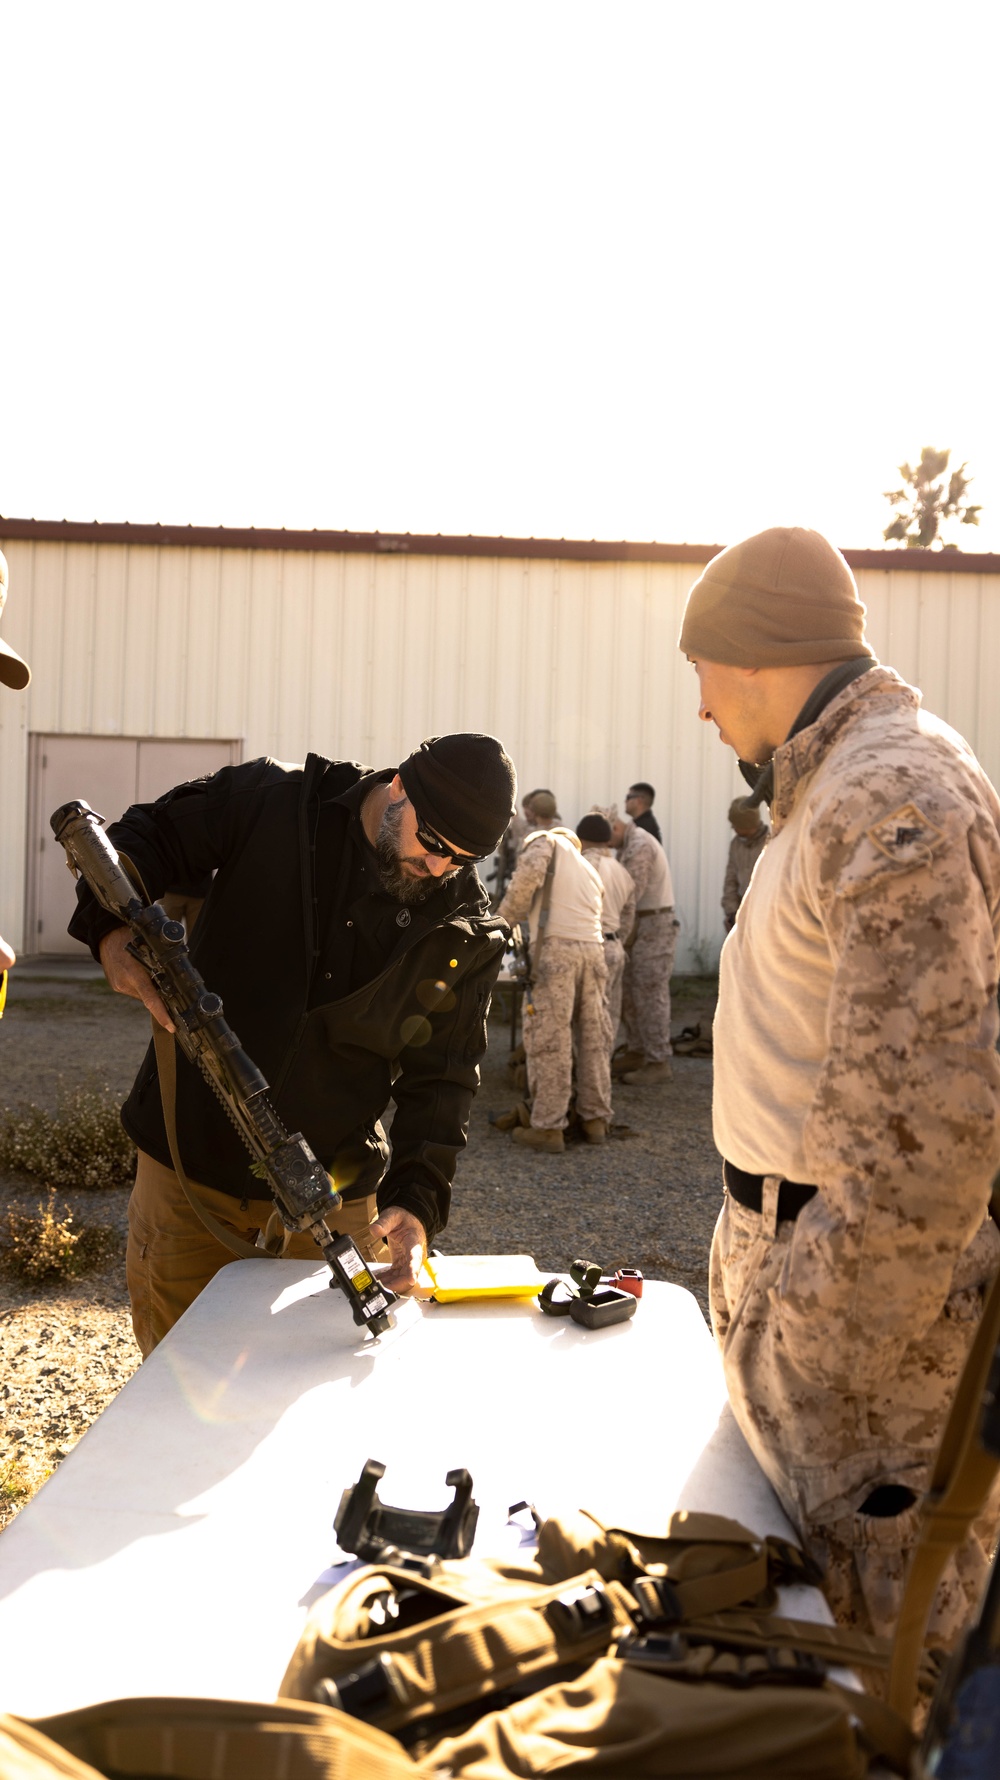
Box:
[51,799,395,1338]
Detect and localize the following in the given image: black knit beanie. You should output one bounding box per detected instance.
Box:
[577,814,612,844]
[398,734,517,856]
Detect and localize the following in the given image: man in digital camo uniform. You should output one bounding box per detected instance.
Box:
[577,813,637,1048]
[680,525,1000,1661]
[721,796,770,931]
[497,821,612,1151]
[610,812,678,1085]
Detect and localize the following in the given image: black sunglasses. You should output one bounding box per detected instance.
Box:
[413,813,484,867]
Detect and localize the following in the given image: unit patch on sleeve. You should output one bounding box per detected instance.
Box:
[866,801,946,866]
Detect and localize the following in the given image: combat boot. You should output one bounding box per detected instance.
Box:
[621,1059,673,1085]
[581,1119,608,1144]
[511,1125,565,1154]
[490,1100,532,1132]
[611,1048,644,1079]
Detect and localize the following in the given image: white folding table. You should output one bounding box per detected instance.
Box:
[0,1266,832,1716]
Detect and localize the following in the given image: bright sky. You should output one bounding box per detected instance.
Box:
[3,1,998,551]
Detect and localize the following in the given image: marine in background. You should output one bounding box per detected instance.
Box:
[624,781,662,844]
[498,822,612,1151]
[721,796,770,931]
[577,813,636,1052]
[610,811,679,1086]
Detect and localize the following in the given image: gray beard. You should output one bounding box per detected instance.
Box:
[375,798,434,904]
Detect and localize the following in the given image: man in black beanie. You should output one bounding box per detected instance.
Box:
[69,733,516,1354]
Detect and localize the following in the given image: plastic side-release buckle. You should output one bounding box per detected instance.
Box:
[315,1651,407,1719]
[631,1573,685,1627]
[547,1581,616,1644]
[764,1534,826,1591]
[618,1630,828,1690]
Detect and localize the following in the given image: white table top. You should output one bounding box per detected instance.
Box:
[0,1265,828,1716]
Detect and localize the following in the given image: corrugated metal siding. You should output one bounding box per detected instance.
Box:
[2,536,999,967]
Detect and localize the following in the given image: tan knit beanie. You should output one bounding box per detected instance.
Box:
[728,797,761,833]
[678,527,874,667]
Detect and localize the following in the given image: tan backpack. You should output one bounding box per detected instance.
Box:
[276,1510,916,1776]
[279,1551,638,1745]
[9,1697,416,1780]
[3,1515,917,1780]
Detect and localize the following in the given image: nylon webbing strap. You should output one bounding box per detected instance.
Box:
[605,1513,782,1620]
[888,1195,1000,1720]
[664,1548,769,1618]
[824,1680,916,1774]
[152,1021,269,1262]
[677,1609,898,1676]
[120,849,266,1267]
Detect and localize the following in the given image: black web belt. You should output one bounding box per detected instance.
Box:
[724,1160,817,1224]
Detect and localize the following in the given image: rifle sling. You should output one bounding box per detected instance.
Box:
[887,1188,1000,1719]
[152,1021,271,1262]
[118,837,272,1264]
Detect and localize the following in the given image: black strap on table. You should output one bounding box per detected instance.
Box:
[723,1160,817,1224]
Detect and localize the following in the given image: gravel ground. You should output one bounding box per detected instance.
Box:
[0,970,720,1529]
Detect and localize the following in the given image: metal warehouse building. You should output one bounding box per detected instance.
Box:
[2,517,999,970]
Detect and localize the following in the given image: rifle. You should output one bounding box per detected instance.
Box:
[51,799,395,1339]
[515,839,559,1016]
[507,922,531,987]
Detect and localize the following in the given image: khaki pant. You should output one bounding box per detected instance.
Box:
[127,1150,388,1358]
[622,909,678,1063]
[602,936,626,1049]
[523,939,612,1130]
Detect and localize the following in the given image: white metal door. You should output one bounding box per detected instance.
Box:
[28,736,239,956]
[136,739,234,804]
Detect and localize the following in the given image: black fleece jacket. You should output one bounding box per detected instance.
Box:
[68,755,508,1241]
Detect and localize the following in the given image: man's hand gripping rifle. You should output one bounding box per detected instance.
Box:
[51,799,395,1338]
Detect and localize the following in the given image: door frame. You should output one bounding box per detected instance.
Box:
[25,733,243,956]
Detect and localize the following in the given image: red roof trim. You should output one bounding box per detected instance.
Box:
[2,517,998,573]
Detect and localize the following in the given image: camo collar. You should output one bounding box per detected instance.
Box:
[770,667,919,830]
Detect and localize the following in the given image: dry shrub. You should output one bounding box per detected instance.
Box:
[0,1190,123,1282]
[0,1455,33,1531]
[0,1083,135,1190]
